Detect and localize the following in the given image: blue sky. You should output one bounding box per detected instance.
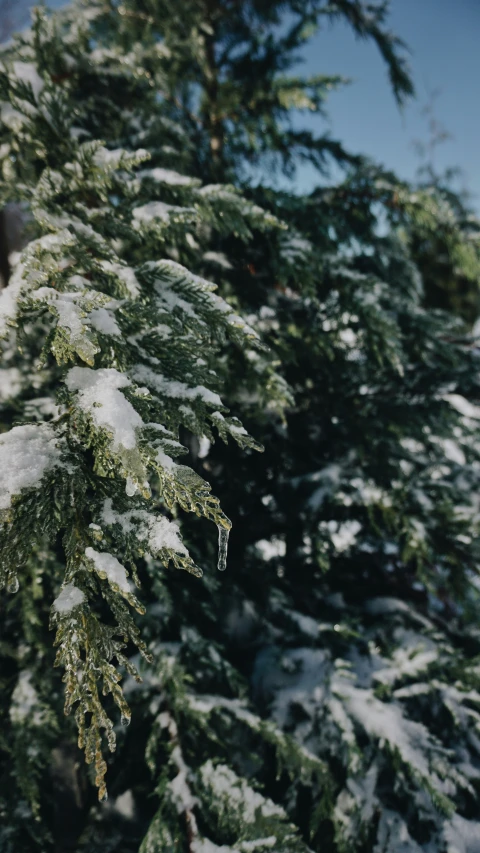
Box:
[5,0,479,208]
[292,0,480,207]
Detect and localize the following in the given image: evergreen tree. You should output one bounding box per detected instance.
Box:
[1,3,480,853]
[0,5,295,849]
[408,95,480,326]
[137,1,480,850]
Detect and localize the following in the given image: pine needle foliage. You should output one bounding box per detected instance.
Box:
[2,2,480,853]
[126,1,480,850]
[0,0,280,808]
[126,0,413,181]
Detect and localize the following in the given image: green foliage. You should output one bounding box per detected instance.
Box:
[119,0,413,181]
[1,1,480,852]
[0,1,277,807]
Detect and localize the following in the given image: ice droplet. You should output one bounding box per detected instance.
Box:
[217,525,230,572]
[7,574,19,594]
[125,477,137,497]
[120,714,130,727]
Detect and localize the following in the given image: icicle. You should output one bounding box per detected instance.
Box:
[125,476,137,497]
[7,574,19,593]
[217,525,229,572]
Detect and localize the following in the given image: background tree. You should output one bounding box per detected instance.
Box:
[406,89,480,325]
[143,1,480,850]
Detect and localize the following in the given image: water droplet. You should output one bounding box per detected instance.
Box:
[217,525,230,572]
[125,477,137,497]
[7,575,19,594]
[120,714,130,727]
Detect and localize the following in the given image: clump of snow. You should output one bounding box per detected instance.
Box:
[268,647,329,729]
[198,437,211,458]
[131,365,222,407]
[66,367,143,451]
[410,518,427,544]
[24,396,60,420]
[150,258,258,336]
[112,789,135,819]
[287,610,320,639]
[280,234,312,263]
[125,476,139,497]
[228,422,248,436]
[53,583,85,614]
[240,839,277,852]
[0,423,64,510]
[9,671,39,724]
[338,328,358,347]
[34,288,100,363]
[342,477,392,508]
[169,743,199,813]
[197,184,239,202]
[364,598,411,616]
[0,367,22,401]
[199,761,285,824]
[341,684,437,782]
[255,538,286,560]
[155,448,176,471]
[133,202,194,224]
[0,259,28,334]
[93,147,125,167]
[0,104,28,132]
[192,842,235,853]
[155,283,202,321]
[148,259,216,294]
[157,712,199,816]
[400,437,425,454]
[372,810,423,853]
[85,547,130,592]
[100,498,187,556]
[13,62,44,99]
[444,394,480,420]
[99,260,140,297]
[430,435,466,466]
[202,251,233,269]
[210,411,248,437]
[148,515,187,554]
[306,463,342,511]
[89,305,121,336]
[443,811,480,853]
[137,167,197,186]
[374,648,437,686]
[325,519,361,552]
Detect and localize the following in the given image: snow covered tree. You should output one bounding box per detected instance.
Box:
[2,2,480,853]
[136,2,480,851]
[0,5,300,850]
